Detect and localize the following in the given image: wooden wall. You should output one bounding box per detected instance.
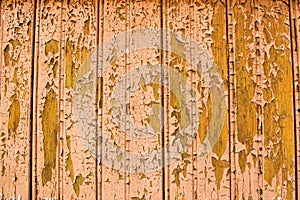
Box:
[0,0,299,199]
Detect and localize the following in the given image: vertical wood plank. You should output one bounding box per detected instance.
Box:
[126,0,163,199]
[290,0,300,198]
[61,0,98,199]
[193,0,229,199]
[231,0,296,199]
[258,1,295,199]
[101,0,127,198]
[164,0,229,199]
[35,0,62,198]
[231,1,260,198]
[0,1,35,199]
[164,1,195,199]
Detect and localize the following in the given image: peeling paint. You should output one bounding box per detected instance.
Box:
[73,173,84,197]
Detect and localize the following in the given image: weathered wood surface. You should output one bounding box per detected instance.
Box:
[0,0,298,199]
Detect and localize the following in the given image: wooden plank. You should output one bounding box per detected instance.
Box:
[255,1,295,198]
[0,1,35,199]
[127,0,163,199]
[34,0,62,198]
[164,1,195,199]
[290,0,300,197]
[101,0,128,198]
[193,0,229,199]
[164,0,229,199]
[231,0,296,199]
[61,0,98,199]
[231,1,261,198]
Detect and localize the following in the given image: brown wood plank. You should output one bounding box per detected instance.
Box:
[290,0,300,197]
[61,0,98,199]
[34,0,63,198]
[256,1,295,198]
[231,0,261,198]
[231,0,296,199]
[0,1,35,199]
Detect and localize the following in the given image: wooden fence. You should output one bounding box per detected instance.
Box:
[1,0,300,199]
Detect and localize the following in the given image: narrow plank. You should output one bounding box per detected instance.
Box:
[126,0,163,199]
[231,0,261,199]
[101,0,128,198]
[232,0,296,199]
[290,0,300,196]
[61,0,98,199]
[256,1,295,199]
[0,1,35,199]
[35,0,62,198]
[164,1,195,199]
[193,0,229,199]
[164,0,229,199]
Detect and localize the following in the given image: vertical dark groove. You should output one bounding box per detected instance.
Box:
[100,0,104,199]
[288,0,299,198]
[29,0,38,199]
[95,0,101,199]
[160,0,165,200]
[225,0,232,199]
[124,0,129,199]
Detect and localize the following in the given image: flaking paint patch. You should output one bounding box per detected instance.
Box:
[66,38,76,89]
[8,94,20,135]
[45,39,59,56]
[211,157,228,190]
[73,173,84,197]
[66,135,74,181]
[41,89,58,186]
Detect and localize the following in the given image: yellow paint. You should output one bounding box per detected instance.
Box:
[66,38,76,88]
[260,2,294,193]
[73,173,84,196]
[4,44,10,66]
[238,149,247,174]
[8,94,20,135]
[41,89,58,186]
[210,0,228,161]
[83,20,90,35]
[212,157,228,190]
[45,39,59,56]
[234,3,257,156]
[66,135,74,181]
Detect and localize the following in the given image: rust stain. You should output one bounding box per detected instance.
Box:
[41,88,58,186]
